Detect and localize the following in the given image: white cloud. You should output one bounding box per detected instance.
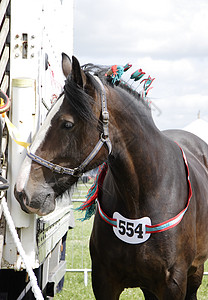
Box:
[73,0,208,129]
[153,93,208,130]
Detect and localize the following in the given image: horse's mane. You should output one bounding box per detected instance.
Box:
[82,63,150,110]
[63,63,150,122]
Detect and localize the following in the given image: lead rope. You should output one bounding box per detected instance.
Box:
[1,195,44,300]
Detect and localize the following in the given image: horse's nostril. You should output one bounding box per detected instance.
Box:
[14,185,26,203]
[14,185,31,213]
[18,191,23,201]
[46,194,51,200]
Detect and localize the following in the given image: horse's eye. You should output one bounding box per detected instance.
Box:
[63,121,74,129]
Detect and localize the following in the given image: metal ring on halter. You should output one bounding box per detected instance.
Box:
[100,134,112,154]
[101,133,110,143]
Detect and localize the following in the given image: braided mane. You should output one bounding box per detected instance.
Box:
[81,63,150,109]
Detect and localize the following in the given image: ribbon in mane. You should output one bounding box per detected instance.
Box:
[130,69,146,81]
[104,62,155,101]
[141,75,155,97]
[105,63,132,85]
[76,163,108,221]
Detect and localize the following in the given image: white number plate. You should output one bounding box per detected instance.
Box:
[113,212,151,244]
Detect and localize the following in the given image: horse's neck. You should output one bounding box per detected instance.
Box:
[107,91,165,215]
[108,131,163,199]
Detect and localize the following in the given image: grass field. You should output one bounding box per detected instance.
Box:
[54,181,208,299]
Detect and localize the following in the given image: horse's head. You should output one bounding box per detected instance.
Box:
[14,54,111,215]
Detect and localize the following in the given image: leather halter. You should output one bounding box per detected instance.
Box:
[27,76,112,176]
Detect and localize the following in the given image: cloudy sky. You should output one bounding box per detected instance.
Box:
[72,0,208,130]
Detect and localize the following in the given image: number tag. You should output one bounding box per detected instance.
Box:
[113,212,151,244]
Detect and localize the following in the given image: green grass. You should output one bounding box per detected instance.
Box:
[55,181,208,299]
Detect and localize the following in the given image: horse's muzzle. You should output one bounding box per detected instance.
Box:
[14,185,55,216]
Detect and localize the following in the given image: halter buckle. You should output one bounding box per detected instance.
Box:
[52,165,65,174]
[73,167,82,177]
[102,111,109,123]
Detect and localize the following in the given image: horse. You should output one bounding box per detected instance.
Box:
[14,54,208,299]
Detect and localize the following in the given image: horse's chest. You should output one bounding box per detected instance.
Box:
[92,221,157,268]
[112,212,151,244]
[92,232,160,284]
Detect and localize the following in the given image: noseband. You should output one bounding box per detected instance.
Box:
[27,76,112,177]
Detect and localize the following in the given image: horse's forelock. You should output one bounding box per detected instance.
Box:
[64,74,99,123]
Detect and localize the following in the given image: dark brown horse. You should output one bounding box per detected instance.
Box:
[14,54,208,299]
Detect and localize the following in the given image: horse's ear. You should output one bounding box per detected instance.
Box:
[62,53,72,78]
[71,56,86,88]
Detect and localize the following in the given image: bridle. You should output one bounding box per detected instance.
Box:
[27,76,112,177]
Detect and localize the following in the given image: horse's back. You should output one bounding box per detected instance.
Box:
[163,129,208,170]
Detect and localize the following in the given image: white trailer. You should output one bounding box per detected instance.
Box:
[0,0,74,298]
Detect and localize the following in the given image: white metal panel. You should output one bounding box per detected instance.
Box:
[2,0,74,272]
[7,79,36,228]
[19,215,39,269]
[3,79,37,266]
[10,0,43,80]
[37,209,71,264]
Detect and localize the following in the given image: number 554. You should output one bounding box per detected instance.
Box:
[118,220,143,238]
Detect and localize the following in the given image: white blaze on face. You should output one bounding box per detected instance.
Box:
[16,95,65,192]
[31,94,64,153]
